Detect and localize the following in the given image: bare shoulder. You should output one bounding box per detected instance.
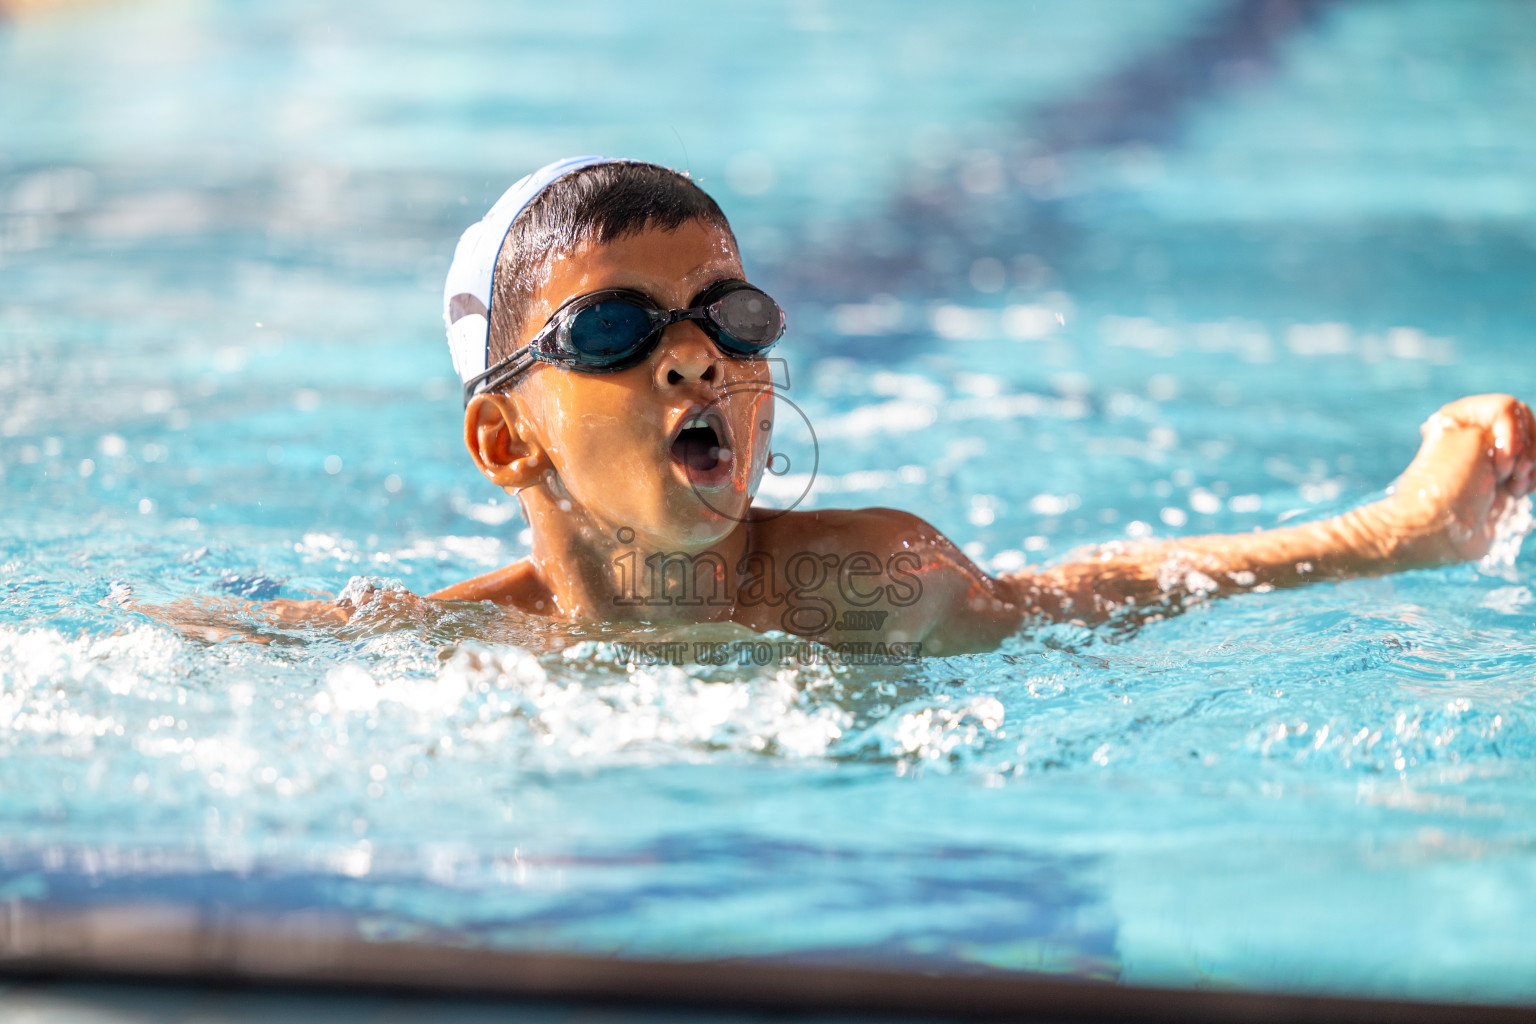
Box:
[744,505,1019,653]
[428,558,549,608]
[750,505,947,556]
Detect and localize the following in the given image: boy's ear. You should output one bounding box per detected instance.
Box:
[464,393,549,491]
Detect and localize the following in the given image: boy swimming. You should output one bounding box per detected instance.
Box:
[155,156,1536,655]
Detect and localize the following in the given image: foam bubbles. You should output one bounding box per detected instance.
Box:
[440,644,848,767]
[1479,495,1533,578]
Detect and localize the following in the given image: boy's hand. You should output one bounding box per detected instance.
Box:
[1371,394,1536,566]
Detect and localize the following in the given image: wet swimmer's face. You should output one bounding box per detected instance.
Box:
[474,220,774,549]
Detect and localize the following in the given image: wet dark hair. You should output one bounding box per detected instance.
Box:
[487,161,737,364]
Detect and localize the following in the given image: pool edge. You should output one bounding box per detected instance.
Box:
[0,900,1532,1022]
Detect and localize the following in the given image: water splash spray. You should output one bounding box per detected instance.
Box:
[1479,495,1534,577]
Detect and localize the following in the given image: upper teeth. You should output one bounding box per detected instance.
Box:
[685,418,709,429]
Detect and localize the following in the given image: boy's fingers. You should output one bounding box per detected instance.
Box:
[1487,397,1535,485]
[1505,400,1535,491]
[1429,394,1535,488]
[1489,409,1517,482]
[1515,402,1536,496]
[1421,395,1536,496]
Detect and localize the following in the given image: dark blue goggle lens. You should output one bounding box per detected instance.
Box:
[566,301,656,365]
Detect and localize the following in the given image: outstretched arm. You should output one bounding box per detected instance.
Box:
[121,582,436,645]
[995,394,1536,626]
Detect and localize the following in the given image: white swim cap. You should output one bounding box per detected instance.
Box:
[442,155,616,385]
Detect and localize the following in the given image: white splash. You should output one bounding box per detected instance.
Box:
[847,695,1006,765]
[0,625,183,697]
[308,642,850,768]
[0,626,188,756]
[472,643,847,764]
[1479,494,1533,578]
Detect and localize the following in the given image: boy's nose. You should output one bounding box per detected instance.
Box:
[653,323,722,388]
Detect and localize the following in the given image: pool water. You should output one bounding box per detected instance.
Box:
[4,0,1536,1006]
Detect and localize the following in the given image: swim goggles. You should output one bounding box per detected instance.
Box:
[462,279,785,404]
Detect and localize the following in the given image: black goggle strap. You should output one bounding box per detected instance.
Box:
[461,346,539,406]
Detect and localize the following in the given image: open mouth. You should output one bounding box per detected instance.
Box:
[668,409,733,490]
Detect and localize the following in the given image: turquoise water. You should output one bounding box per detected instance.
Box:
[3,0,1536,1008]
